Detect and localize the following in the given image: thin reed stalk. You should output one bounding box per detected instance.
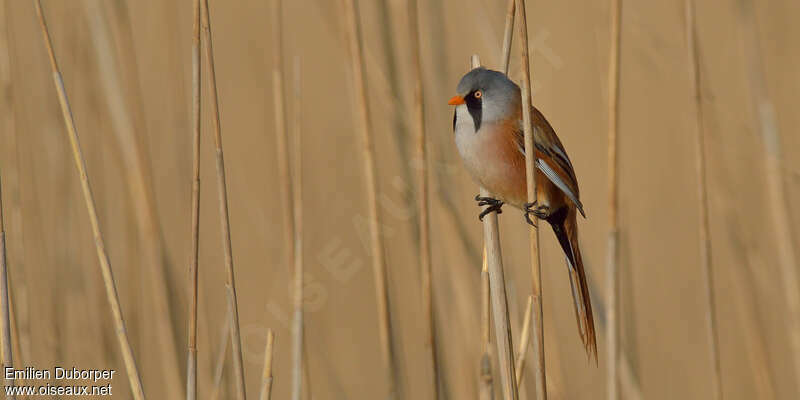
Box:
[684,1,722,398]
[737,0,800,392]
[291,56,305,400]
[209,314,231,400]
[187,0,202,398]
[725,218,776,399]
[0,176,14,398]
[500,0,515,74]
[479,248,494,400]
[83,5,184,397]
[472,54,519,400]
[407,0,438,397]
[199,1,247,398]
[513,1,547,398]
[514,296,533,388]
[260,329,276,400]
[271,0,294,308]
[34,2,145,398]
[0,1,27,369]
[340,0,398,397]
[606,0,622,397]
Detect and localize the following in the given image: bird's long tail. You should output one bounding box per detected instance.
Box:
[549,206,597,362]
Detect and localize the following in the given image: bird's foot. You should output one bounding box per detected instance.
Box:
[475,195,504,221]
[524,201,550,226]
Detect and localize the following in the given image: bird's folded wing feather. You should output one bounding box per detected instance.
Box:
[515,106,586,217]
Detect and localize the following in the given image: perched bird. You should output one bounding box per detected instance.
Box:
[449,67,596,361]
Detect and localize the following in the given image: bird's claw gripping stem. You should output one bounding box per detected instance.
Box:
[475,195,504,221]
[524,201,550,227]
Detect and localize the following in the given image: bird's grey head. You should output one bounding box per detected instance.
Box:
[449,67,521,132]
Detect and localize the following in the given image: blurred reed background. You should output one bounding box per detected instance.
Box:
[1,0,799,399]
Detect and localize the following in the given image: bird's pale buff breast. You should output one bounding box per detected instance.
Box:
[454,105,527,207]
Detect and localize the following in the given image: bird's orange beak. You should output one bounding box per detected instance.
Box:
[448,95,465,105]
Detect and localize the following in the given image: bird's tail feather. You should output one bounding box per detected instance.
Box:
[549,206,597,362]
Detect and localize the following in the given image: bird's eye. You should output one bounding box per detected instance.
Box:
[474,90,482,99]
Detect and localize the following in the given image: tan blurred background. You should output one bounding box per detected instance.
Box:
[1,0,799,398]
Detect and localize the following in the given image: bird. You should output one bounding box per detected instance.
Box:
[448,67,597,361]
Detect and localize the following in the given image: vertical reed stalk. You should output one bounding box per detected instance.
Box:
[738,0,800,392]
[271,0,295,311]
[514,296,533,388]
[199,1,247,398]
[606,0,622,397]
[500,0,515,74]
[0,0,27,369]
[34,2,145,398]
[341,0,398,397]
[727,225,776,399]
[83,5,184,396]
[479,248,494,400]
[407,0,438,397]
[472,54,519,400]
[260,329,276,400]
[209,315,231,400]
[684,1,722,398]
[513,1,547,398]
[187,0,202,398]
[0,176,14,398]
[291,56,305,400]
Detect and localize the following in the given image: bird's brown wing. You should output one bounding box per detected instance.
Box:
[515,106,585,217]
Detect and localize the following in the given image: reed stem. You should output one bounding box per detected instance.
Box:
[0,175,14,398]
[407,0,438,397]
[684,1,722,398]
[209,315,231,400]
[479,248,494,400]
[199,0,247,397]
[500,0,515,74]
[606,0,622,397]
[187,0,202,398]
[259,329,276,400]
[514,296,533,388]
[291,56,305,400]
[737,0,800,392]
[341,0,398,397]
[513,1,547,398]
[34,1,145,398]
[83,5,184,396]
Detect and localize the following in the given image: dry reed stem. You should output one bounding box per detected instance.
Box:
[0,4,16,394]
[606,0,622,397]
[199,1,247,398]
[210,314,231,400]
[260,329,276,400]
[291,56,305,400]
[0,0,27,370]
[0,176,14,398]
[34,2,145,398]
[407,0,438,397]
[472,54,519,400]
[684,1,722,398]
[514,296,533,388]
[341,0,398,397]
[272,0,295,312]
[187,0,202,398]
[500,0,515,74]
[512,1,547,398]
[479,248,494,400]
[737,0,800,392]
[727,231,776,399]
[84,4,185,398]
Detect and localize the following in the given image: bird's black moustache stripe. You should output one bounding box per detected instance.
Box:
[465,91,482,131]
